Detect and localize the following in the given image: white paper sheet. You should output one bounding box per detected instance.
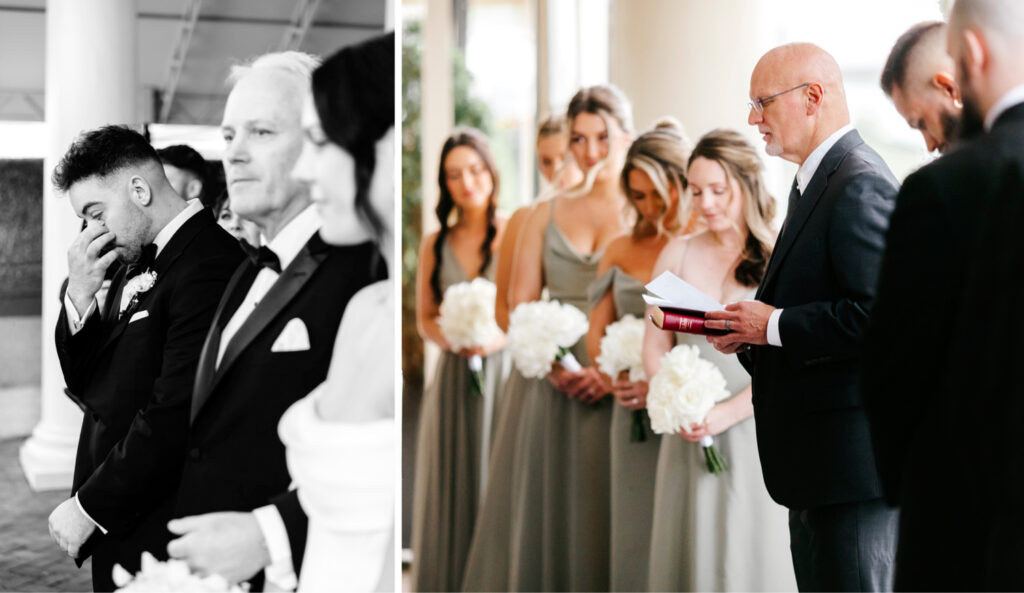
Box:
[642,270,724,312]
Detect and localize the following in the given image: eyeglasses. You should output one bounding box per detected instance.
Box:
[748,83,810,113]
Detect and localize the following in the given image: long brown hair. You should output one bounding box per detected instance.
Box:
[430,127,500,303]
[620,117,692,239]
[687,129,776,287]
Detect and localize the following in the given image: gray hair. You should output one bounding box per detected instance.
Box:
[226,50,322,88]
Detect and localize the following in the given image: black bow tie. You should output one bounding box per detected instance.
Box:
[127,244,157,278]
[249,245,282,274]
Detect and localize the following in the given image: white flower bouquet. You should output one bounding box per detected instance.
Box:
[113,552,245,592]
[438,278,502,394]
[647,344,730,474]
[507,300,589,380]
[596,314,649,442]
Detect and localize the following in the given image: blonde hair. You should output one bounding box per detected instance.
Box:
[687,129,776,287]
[620,117,693,239]
[562,84,634,199]
[536,114,567,141]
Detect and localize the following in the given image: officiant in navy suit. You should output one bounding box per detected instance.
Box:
[703,44,899,591]
[48,125,244,591]
[864,0,1024,588]
[161,50,383,590]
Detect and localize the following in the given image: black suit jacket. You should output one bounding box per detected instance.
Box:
[172,234,383,578]
[742,130,898,509]
[862,103,1024,590]
[55,211,243,586]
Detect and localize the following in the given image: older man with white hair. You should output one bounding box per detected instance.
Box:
[863,0,1024,589]
[161,50,384,588]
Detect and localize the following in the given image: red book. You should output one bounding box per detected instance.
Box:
[649,307,728,336]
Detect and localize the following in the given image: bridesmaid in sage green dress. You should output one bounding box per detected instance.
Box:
[411,129,507,592]
[585,119,692,592]
[461,115,584,592]
[504,85,633,592]
[642,129,796,592]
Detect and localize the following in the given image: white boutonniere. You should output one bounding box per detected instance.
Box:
[122,271,158,315]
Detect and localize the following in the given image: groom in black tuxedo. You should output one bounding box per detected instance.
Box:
[704,44,899,591]
[48,125,244,591]
[163,51,382,589]
[863,0,1024,588]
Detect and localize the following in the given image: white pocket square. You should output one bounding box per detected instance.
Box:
[128,310,149,323]
[271,318,310,353]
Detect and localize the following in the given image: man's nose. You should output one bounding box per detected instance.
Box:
[224,134,248,163]
[748,107,762,126]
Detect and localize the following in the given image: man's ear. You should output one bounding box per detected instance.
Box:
[128,175,153,207]
[962,28,988,78]
[805,82,824,116]
[185,178,203,200]
[931,71,961,107]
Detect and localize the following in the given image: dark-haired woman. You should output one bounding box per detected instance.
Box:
[282,31,396,592]
[411,128,507,592]
[641,129,795,591]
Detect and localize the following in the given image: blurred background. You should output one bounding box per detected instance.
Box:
[0,1,388,587]
[401,0,950,556]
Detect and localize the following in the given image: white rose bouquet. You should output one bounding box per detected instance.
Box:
[647,344,730,474]
[113,552,245,592]
[507,300,589,380]
[596,314,649,442]
[438,278,502,394]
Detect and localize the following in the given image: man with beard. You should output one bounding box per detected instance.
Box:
[863,0,1024,588]
[880,21,965,153]
[48,126,243,591]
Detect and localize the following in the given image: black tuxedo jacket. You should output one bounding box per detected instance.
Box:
[55,211,244,587]
[172,234,383,577]
[741,130,898,510]
[863,103,1024,590]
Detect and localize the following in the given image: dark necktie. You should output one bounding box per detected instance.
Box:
[249,245,282,274]
[778,179,801,237]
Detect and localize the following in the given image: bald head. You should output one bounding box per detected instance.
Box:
[749,43,850,164]
[950,0,1024,43]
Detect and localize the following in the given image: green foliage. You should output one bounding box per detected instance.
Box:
[401,21,493,394]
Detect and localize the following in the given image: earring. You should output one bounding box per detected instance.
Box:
[953,98,963,109]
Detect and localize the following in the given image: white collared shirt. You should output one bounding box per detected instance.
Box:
[766,124,855,347]
[984,84,1024,132]
[64,199,205,333]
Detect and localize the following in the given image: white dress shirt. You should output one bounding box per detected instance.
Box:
[68,199,205,532]
[213,204,322,591]
[984,83,1024,132]
[766,124,855,347]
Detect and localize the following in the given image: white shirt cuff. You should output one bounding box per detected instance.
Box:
[64,293,97,336]
[75,492,107,534]
[253,505,297,591]
[767,308,784,347]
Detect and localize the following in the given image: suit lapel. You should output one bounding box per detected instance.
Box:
[190,261,257,424]
[758,130,863,297]
[97,212,211,354]
[190,234,331,423]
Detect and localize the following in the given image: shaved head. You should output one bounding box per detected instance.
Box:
[749,43,851,164]
[950,0,1024,42]
[882,22,953,96]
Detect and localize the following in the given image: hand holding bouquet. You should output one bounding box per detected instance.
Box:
[596,314,649,442]
[439,278,502,394]
[507,300,589,380]
[113,552,245,592]
[646,344,730,474]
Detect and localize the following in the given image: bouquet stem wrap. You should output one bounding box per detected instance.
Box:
[700,435,728,474]
[630,410,647,443]
[467,354,485,395]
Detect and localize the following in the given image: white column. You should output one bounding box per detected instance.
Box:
[20,0,138,491]
[608,0,792,221]
[419,0,453,388]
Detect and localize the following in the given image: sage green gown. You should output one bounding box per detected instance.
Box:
[506,210,614,592]
[460,366,528,592]
[588,266,662,592]
[647,289,797,592]
[411,239,506,592]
